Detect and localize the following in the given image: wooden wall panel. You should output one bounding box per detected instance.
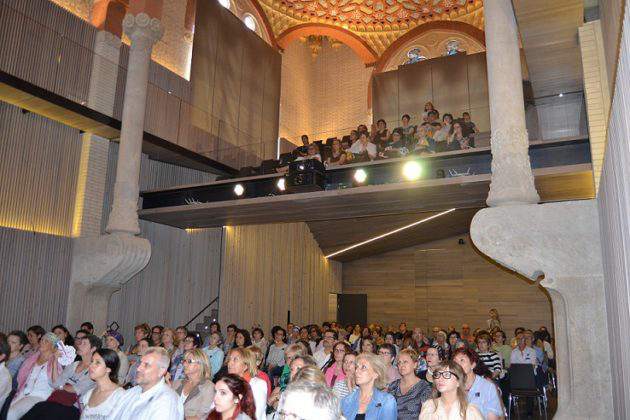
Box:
[372,53,490,131]
[220,223,342,334]
[598,6,630,417]
[343,234,553,335]
[0,227,73,332]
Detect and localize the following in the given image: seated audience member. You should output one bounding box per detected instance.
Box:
[227,347,267,420]
[171,333,201,383]
[422,101,437,122]
[54,334,102,397]
[533,330,554,369]
[510,333,537,368]
[325,138,346,166]
[150,326,164,348]
[419,346,443,383]
[248,345,272,396]
[359,337,377,355]
[382,129,406,157]
[377,343,400,384]
[294,143,322,162]
[126,337,153,386]
[340,352,397,420]
[511,327,526,348]
[452,348,503,420]
[6,330,28,381]
[173,326,188,361]
[294,134,310,157]
[419,360,483,420]
[223,324,238,354]
[434,113,454,144]
[332,352,357,400]
[24,325,46,357]
[278,380,342,420]
[491,330,511,369]
[314,330,336,369]
[387,348,432,420]
[422,110,442,138]
[172,348,215,419]
[233,329,252,349]
[348,130,359,146]
[8,333,65,420]
[1,336,11,406]
[80,348,125,419]
[357,124,369,137]
[52,325,74,347]
[112,347,183,419]
[460,112,480,139]
[349,132,377,161]
[371,119,389,147]
[413,125,436,155]
[251,328,268,356]
[460,324,475,347]
[267,354,317,414]
[266,326,287,380]
[208,374,256,420]
[397,114,416,144]
[127,324,150,355]
[441,122,469,152]
[160,328,177,357]
[323,341,351,387]
[79,323,94,336]
[104,330,129,385]
[432,330,449,353]
[475,333,504,381]
[203,331,224,379]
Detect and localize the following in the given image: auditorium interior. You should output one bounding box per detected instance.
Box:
[0,0,629,418]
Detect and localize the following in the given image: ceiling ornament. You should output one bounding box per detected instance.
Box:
[262,0,484,56]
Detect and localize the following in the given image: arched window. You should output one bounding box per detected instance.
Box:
[218,0,231,9]
[243,13,257,32]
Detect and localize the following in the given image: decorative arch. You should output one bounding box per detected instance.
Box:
[237,0,279,48]
[277,23,379,65]
[374,21,486,73]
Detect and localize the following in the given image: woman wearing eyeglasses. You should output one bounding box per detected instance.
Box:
[340,352,397,420]
[452,348,503,420]
[419,361,483,419]
[172,349,215,420]
[323,342,352,387]
[387,349,431,420]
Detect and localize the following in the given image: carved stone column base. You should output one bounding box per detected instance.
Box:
[66,232,151,331]
[470,200,612,419]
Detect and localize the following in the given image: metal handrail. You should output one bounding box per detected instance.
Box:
[184,296,219,329]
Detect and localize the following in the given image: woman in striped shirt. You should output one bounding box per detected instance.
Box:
[332,351,357,400]
[475,333,504,380]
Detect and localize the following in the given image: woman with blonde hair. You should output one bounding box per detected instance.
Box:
[172,348,215,419]
[227,347,267,420]
[161,327,178,357]
[387,348,431,419]
[419,360,483,420]
[293,364,326,385]
[340,352,397,420]
[487,309,502,331]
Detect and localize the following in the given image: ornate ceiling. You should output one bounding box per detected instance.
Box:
[257,0,484,56]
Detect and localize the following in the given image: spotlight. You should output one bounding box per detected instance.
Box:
[298,164,305,171]
[354,169,367,184]
[276,177,286,191]
[233,184,245,196]
[558,92,564,97]
[402,161,422,181]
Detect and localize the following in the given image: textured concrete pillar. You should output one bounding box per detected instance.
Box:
[484,0,539,206]
[470,201,613,419]
[106,13,163,235]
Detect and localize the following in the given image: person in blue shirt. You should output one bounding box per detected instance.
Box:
[341,352,397,420]
[452,348,504,420]
[202,332,224,379]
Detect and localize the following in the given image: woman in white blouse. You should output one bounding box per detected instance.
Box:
[227,347,267,420]
[81,349,124,419]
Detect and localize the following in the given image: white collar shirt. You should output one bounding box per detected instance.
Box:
[112,378,184,420]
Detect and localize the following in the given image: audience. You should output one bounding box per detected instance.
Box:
[419,360,483,420]
[80,348,124,418]
[208,374,256,420]
[113,347,183,419]
[172,348,215,419]
[6,330,27,380]
[104,330,129,385]
[341,352,397,419]
[0,316,555,419]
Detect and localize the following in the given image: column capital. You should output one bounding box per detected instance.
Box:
[122,12,163,48]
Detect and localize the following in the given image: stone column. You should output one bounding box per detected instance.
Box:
[66,15,161,332]
[106,12,163,235]
[471,201,613,419]
[484,0,539,206]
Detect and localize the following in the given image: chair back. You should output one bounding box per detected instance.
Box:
[509,363,537,391]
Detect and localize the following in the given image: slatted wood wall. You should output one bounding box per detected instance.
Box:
[0,101,82,331]
[104,143,222,343]
[220,223,342,334]
[598,3,630,417]
[343,235,553,336]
